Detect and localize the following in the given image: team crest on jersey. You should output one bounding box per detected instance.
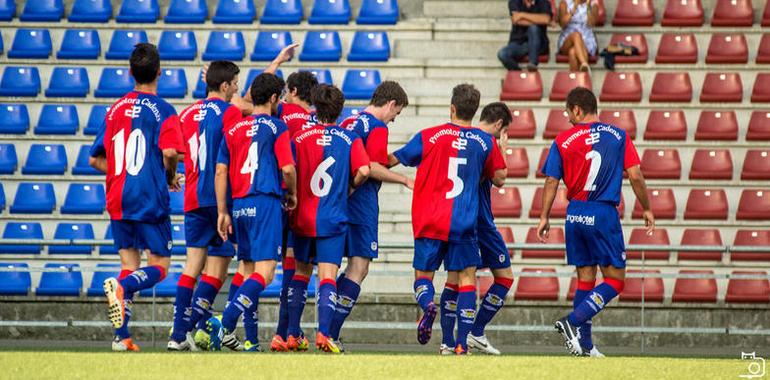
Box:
[316,134,333,146]
[193,109,207,122]
[584,132,601,146]
[451,137,468,151]
[370,241,378,251]
[459,308,476,321]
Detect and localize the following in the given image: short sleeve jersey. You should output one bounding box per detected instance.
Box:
[276,101,314,137]
[477,138,506,229]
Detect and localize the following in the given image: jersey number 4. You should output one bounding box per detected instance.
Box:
[240,142,259,184]
[112,129,146,176]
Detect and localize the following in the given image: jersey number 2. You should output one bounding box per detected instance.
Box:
[112,129,146,176]
[446,157,467,199]
[583,151,602,192]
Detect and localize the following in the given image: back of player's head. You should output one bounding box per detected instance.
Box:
[566,87,598,115]
[370,81,409,107]
[129,43,161,85]
[480,102,512,127]
[286,71,319,104]
[206,61,240,93]
[311,84,345,124]
[451,84,480,121]
[250,73,285,106]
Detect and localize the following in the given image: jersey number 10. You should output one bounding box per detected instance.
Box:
[112,129,146,176]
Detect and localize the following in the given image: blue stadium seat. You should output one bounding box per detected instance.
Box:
[57,29,101,59]
[299,31,342,61]
[0,31,4,55]
[61,183,105,214]
[241,69,283,96]
[73,145,101,175]
[159,31,197,61]
[0,104,29,134]
[8,29,52,58]
[307,274,318,297]
[0,0,15,21]
[309,0,351,24]
[357,0,399,24]
[116,0,159,23]
[261,0,303,24]
[10,183,55,214]
[20,0,63,21]
[106,30,148,60]
[0,222,43,253]
[0,67,40,96]
[193,70,207,98]
[342,69,381,100]
[84,105,109,135]
[0,183,5,211]
[302,68,333,84]
[34,104,79,135]
[170,224,186,255]
[347,31,390,61]
[49,223,94,254]
[69,0,112,22]
[22,144,67,175]
[213,0,256,24]
[337,106,362,123]
[100,225,117,255]
[250,31,293,61]
[0,263,31,295]
[202,31,245,61]
[158,68,188,98]
[87,263,120,296]
[45,67,90,98]
[0,144,18,174]
[170,187,184,215]
[36,263,82,296]
[95,68,134,98]
[139,264,182,297]
[165,0,207,23]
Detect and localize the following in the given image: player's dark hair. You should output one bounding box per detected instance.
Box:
[451,84,480,121]
[311,84,345,124]
[370,81,409,107]
[250,73,285,106]
[480,102,512,126]
[566,87,598,115]
[129,43,160,85]
[206,61,240,93]
[287,71,319,104]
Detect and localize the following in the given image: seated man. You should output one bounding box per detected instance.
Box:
[497,0,552,71]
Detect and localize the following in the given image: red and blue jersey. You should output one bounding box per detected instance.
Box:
[541,122,640,205]
[291,124,370,237]
[89,91,185,222]
[180,97,242,212]
[217,113,294,199]
[276,101,314,137]
[394,123,506,242]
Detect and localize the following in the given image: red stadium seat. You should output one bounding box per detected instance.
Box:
[620,270,664,302]
[737,189,770,220]
[517,54,550,64]
[741,150,770,180]
[684,189,729,220]
[476,269,494,297]
[536,148,548,178]
[522,227,565,259]
[711,0,753,27]
[514,268,559,301]
[732,230,770,262]
[679,229,723,261]
[655,33,698,64]
[747,110,770,140]
[751,73,770,103]
[705,34,748,64]
[490,186,522,218]
[726,271,770,303]
[543,109,572,139]
[661,0,703,26]
[555,54,597,64]
[529,187,568,218]
[600,72,642,102]
[504,148,529,178]
[640,149,681,179]
[608,34,648,63]
[700,72,743,103]
[594,0,606,26]
[549,71,591,101]
[566,277,578,301]
[500,71,542,101]
[497,226,515,256]
[649,72,692,103]
[613,0,654,26]
[628,228,670,260]
[643,110,687,140]
[690,149,733,180]
[694,110,738,140]
[632,188,676,219]
[599,109,637,139]
[507,108,536,139]
[672,270,717,303]
[764,1,770,26]
[757,34,770,64]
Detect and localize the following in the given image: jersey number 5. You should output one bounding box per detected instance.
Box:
[446,157,467,199]
[112,129,146,176]
[311,157,336,197]
[584,151,602,192]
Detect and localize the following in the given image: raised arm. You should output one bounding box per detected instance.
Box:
[627,165,655,234]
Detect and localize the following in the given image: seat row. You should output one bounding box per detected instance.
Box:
[613,0,762,27]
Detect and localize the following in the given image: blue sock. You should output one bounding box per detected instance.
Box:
[223,273,265,344]
[329,274,361,340]
[226,272,244,308]
[439,283,458,347]
[413,277,435,312]
[171,274,196,342]
[317,279,337,337]
[114,270,133,339]
[276,257,295,340]
[243,297,259,345]
[119,265,166,294]
[573,280,595,350]
[471,278,512,336]
[455,285,477,350]
[568,280,624,326]
[287,275,309,338]
[189,275,223,331]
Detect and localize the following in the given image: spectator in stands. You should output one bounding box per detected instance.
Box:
[497,0,553,72]
[557,0,598,72]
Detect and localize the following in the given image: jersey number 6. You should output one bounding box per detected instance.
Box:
[311,157,336,197]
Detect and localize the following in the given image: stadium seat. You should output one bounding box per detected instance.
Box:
[598,109,636,139]
[45,67,90,98]
[0,144,17,174]
[706,34,748,64]
[507,108,536,138]
[170,187,184,215]
[694,111,738,140]
[20,0,63,21]
[504,148,529,178]
[499,71,542,101]
[684,189,728,220]
[57,29,101,59]
[0,0,14,21]
[711,0,753,27]
[9,29,52,58]
[138,263,181,297]
[700,73,743,103]
[732,230,770,262]
[612,0,654,26]
[338,107,362,123]
[679,229,723,261]
[649,72,692,102]
[250,31,293,61]
[627,228,670,260]
[0,67,40,97]
[0,104,29,134]
[261,0,303,24]
[515,268,559,301]
[202,31,245,61]
[34,104,79,135]
[549,71,591,101]
[213,0,256,24]
[535,148,549,178]
[554,53,597,64]
[309,0,351,24]
[106,30,149,60]
[737,190,770,220]
[69,0,112,22]
[751,73,770,103]
[643,110,687,140]
[672,270,717,303]
[165,0,207,23]
[0,263,31,295]
[36,263,82,296]
[94,68,134,98]
[49,223,94,255]
[61,183,105,214]
[357,0,398,24]
[726,271,770,303]
[240,69,284,96]
[640,149,681,179]
[159,31,197,61]
[655,33,698,64]
[497,227,515,256]
[192,70,207,99]
[543,109,572,139]
[757,34,770,64]
[116,0,159,23]
[84,105,109,135]
[742,150,770,180]
[157,69,188,98]
[661,0,703,26]
[303,69,333,85]
[490,186,522,218]
[529,187,568,218]
[0,222,43,254]
[299,31,342,62]
[0,183,5,211]
[263,271,284,297]
[608,34,648,63]
[73,145,101,175]
[87,264,120,296]
[765,1,770,26]
[22,144,67,175]
[100,225,117,255]
[619,270,664,302]
[342,69,380,100]
[690,149,733,180]
[600,72,642,102]
[522,227,564,259]
[348,31,390,62]
[170,224,186,255]
[633,188,676,219]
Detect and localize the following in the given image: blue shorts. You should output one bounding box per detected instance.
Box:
[565,200,626,269]
[413,238,481,272]
[293,231,347,267]
[232,195,283,263]
[345,223,378,259]
[478,228,512,270]
[111,218,172,257]
[184,206,235,257]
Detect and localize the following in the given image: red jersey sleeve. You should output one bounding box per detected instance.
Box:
[273,130,295,168]
[222,105,241,132]
[349,137,370,176]
[483,138,506,179]
[159,115,185,153]
[365,127,389,166]
[623,136,641,169]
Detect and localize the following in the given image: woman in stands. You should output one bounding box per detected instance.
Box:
[557,0,598,72]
